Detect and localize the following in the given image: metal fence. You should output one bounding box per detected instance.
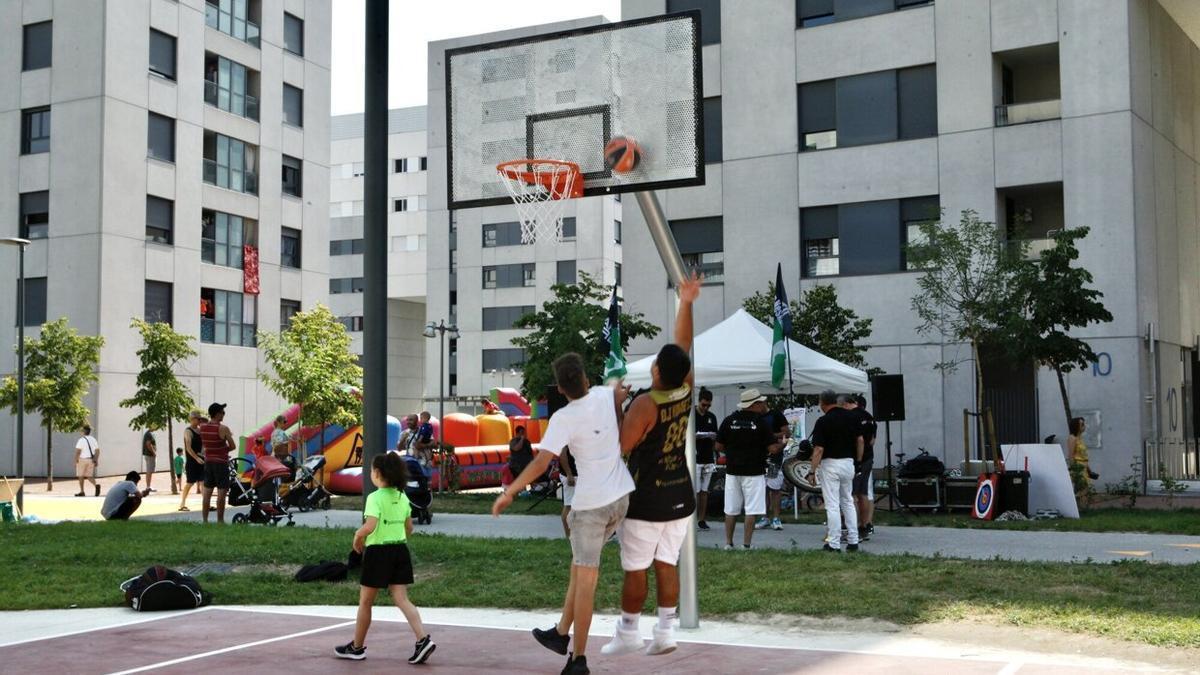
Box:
[1146,438,1200,481]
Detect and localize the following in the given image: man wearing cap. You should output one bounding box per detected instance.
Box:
[715,389,783,550]
[806,391,864,551]
[200,402,237,524]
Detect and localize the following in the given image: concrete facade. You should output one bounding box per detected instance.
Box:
[0,0,331,478]
[328,107,428,416]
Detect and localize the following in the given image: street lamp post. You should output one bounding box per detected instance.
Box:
[423,319,459,492]
[2,237,32,514]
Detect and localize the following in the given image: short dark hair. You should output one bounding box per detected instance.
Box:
[372,452,409,488]
[1069,417,1085,436]
[83,425,92,434]
[854,394,868,409]
[125,471,140,482]
[819,390,838,406]
[515,425,525,434]
[655,344,691,389]
[553,353,588,400]
[698,387,713,402]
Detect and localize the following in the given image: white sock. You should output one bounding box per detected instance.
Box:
[657,606,676,630]
[620,612,640,631]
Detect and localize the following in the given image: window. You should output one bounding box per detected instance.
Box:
[614,219,622,244]
[482,306,534,331]
[419,156,428,171]
[483,221,522,247]
[330,239,365,255]
[146,196,174,244]
[351,162,365,177]
[798,0,931,26]
[145,281,173,325]
[200,288,257,347]
[394,158,407,173]
[449,249,457,272]
[394,198,408,212]
[670,216,724,283]
[802,196,939,276]
[205,0,260,47]
[149,29,176,80]
[482,263,537,289]
[204,54,258,120]
[523,263,536,286]
[202,209,255,268]
[804,237,840,277]
[147,113,175,162]
[615,263,622,287]
[666,0,720,45]
[280,299,300,328]
[21,107,51,155]
[800,67,937,151]
[18,277,48,327]
[330,277,365,294]
[281,227,301,268]
[281,155,302,197]
[483,267,498,289]
[703,97,722,163]
[905,223,929,270]
[562,217,577,240]
[20,192,49,240]
[898,65,938,140]
[23,22,52,71]
[282,83,303,127]
[557,260,576,284]
[482,348,526,372]
[283,13,304,55]
[338,316,364,332]
[799,80,836,151]
[797,0,834,27]
[203,131,258,193]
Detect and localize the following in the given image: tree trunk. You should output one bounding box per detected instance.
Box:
[168,419,179,494]
[45,422,53,490]
[972,339,985,459]
[1055,366,1072,433]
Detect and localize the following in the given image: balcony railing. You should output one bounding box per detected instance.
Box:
[1008,237,1057,260]
[204,80,259,121]
[995,98,1061,127]
[205,2,260,47]
[203,158,258,195]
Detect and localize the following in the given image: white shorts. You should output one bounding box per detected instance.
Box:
[724,474,767,516]
[618,517,691,570]
[695,463,716,491]
[562,482,575,507]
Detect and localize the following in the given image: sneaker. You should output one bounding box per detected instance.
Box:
[866,523,875,536]
[742,544,754,550]
[408,634,435,664]
[334,641,366,660]
[722,543,735,551]
[697,520,710,530]
[754,517,770,530]
[74,492,85,497]
[95,485,101,497]
[600,626,644,656]
[822,543,840,553]
[561,653,589,675]
[858,526,871,542]
[847,543,860,552]
[533,626,570,655]
[771,518,783,531]
[646,625,677,656]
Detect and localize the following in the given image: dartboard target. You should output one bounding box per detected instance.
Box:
[972,476,998,520]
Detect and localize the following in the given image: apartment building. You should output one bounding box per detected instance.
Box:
[0,0,331,476]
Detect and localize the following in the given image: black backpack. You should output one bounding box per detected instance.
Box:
[295,560,349,582]
[121,566,212,611]
[898,450,945,478]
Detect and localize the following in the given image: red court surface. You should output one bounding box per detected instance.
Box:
[0,609,1105,674]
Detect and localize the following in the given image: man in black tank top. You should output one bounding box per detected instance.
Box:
[600,272,701,659]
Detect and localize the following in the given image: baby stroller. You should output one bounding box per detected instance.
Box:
[286,454,333,512]
[227,455,294,526]
[402,453,433,525]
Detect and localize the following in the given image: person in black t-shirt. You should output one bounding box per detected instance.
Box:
[756,409,790,531]
[716,390,783,550]
[845,394,878,540]
[806,391,863,551]
[694,388,719,530]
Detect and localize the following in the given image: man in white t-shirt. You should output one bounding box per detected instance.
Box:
[74,425,101,497]
[493,352,633,675]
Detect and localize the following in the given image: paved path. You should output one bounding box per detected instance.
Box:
[146,508,1200,565]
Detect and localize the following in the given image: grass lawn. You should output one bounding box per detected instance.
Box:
[2,521,1199,649]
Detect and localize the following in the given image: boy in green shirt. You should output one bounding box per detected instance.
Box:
[172,449,185,486]
[334,453,435,665]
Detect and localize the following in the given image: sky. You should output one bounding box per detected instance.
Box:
[329,0,622,115]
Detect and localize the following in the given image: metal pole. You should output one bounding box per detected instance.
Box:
[438,324,445,492]
[361,0,388,496]
[635,190,698,628]
[16,244,25,514]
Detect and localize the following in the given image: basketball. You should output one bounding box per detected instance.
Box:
[604,136,643,174]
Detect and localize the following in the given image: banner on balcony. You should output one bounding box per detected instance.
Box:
[243,245,260,295]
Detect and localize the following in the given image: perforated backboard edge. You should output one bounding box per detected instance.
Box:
[445,11,705,210]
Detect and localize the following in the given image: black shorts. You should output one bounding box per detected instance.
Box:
[852,464,872,497]
[360,543,414,588]
[203,462,230,490]
[185,460,205,484]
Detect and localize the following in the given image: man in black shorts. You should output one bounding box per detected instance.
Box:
[693,388,719,530]
[845,394,877,540]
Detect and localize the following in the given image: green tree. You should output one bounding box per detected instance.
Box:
[118,319,198,494]
[257,304,362,451]
[1005,227,1113,430]
[0,318,104,489]
[907,209,1023,419]
[512,273,660,400]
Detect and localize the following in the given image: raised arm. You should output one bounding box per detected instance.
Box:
[620,394,657,455]
[674,271,702,356]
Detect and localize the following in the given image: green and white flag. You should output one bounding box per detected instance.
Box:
[771,263,792,390]
[598,285,627,381]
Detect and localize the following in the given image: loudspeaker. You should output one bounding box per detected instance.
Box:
[871,374,906,422]
[545,384,569,417]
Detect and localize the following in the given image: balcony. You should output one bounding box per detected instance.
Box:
[995,99,1060,127]
[204,79,259,121]
[203,158,258,195]
[1009,237,1056,260]
[205,1,260,48]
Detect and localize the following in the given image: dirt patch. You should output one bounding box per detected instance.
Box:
[730,612,902,634]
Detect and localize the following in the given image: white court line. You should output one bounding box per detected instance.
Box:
[0,606,217,648]
[106,620,355,675]
[997,660,1025,675]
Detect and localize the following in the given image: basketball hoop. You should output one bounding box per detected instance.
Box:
[497,159,583,243]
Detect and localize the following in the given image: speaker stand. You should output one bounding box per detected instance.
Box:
[885,421,895,511]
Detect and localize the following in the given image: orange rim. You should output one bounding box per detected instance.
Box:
[497,159,584,199]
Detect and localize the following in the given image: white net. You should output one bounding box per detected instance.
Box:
[496,160,581,243]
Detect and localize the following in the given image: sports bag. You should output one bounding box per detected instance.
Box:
[120,565,212,611]
[898,450,945,478]
[294,560,349,582]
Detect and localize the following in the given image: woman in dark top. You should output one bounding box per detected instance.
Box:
[178,410,207,511]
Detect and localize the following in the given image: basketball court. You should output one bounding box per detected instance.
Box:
[0,605,1148,674]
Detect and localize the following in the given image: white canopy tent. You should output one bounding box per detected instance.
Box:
[624,308,870,394]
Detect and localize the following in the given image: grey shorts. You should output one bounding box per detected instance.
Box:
[144,455,156,474]
[566,494,629,567]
